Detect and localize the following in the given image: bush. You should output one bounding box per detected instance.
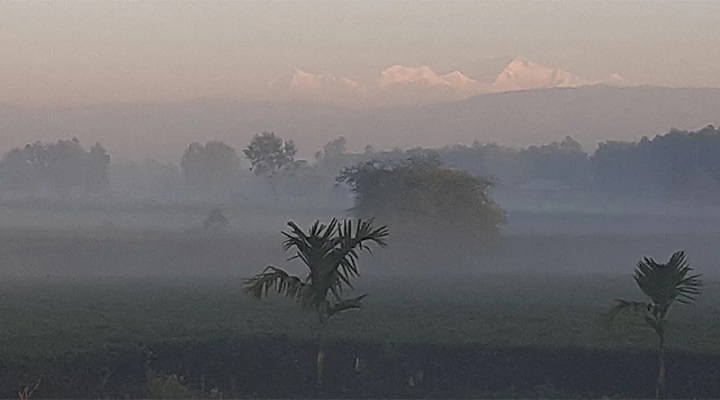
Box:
[337,154,504,268]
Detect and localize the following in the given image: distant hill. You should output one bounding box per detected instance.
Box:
[0,85,718,161]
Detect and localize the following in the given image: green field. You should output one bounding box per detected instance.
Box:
[1,208,720,398]
[1,274,720,398]
[6,274,719,355]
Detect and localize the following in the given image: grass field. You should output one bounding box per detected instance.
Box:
[1,274,720,398]
[2,274,720,356]
[1,206,720,398]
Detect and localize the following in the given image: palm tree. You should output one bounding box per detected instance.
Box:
[244,218,388,388]
[609,250,702,399]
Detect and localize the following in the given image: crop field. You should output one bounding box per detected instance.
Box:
[1,273,720,398]
[3,273,720,354]
[0,208,720,398]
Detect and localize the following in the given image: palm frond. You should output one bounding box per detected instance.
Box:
[328,294,368,317]
[243,266,308,305]
[606,299,668,335]
[246,218,388,322]
[281,218,388,294]
[634,250,702,310]
[283,219,338,269]
[328,219,389,290]
[607,299,651,322]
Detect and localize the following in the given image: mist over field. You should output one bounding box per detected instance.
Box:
[3,3,720,398]
[2,123,720,280]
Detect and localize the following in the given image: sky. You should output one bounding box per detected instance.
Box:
[1,1,720,107]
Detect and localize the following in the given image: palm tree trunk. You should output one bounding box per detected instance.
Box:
[316,342,326,388]
[656,331,666,399]
[315,316,327,390]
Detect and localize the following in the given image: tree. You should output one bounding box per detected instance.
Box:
[0,142,47,195]
[180,141,239,195]
[88,143,111,191]
[0,138,110,198]
[337,154,504,268]
[243,132,297,176]
[203,208,229,234]
[316,136,347,161]
[244,218,388,388]
[591,126,720,201]
[609,251,702,399]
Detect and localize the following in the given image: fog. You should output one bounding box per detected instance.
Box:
[6,4,720,398]
[2,86,720,162]
[2,205,719,278]
[1,126,720,281]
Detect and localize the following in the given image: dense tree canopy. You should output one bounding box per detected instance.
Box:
[337,154,505,265]
[0,138,110,198]
[592,125,720,200]
[423,126,720,203]
[437,136,589,190]
[243,132,297,176]
[180,141,239,194]
[316,136,347,161]
[4,126,719,207]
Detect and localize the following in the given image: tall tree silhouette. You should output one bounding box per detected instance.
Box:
[609,251,702,399]
[244,218,388,388]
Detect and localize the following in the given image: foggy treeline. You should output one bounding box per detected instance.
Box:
[2,125,720,210]
[441,124,720,205]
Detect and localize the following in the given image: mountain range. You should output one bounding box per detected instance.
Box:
[270,58,627,107]
[1,85,718,162]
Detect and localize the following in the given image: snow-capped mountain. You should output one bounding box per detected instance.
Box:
[268,59,628,106]
[441,70,483,92]
[289,69,360,92]
[378,65,482,92]
[490,57,591,92]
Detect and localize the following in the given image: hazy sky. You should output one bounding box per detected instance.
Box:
[2,1,719,106]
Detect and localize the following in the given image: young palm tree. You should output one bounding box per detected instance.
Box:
[609,250,702,399]
[244,218,388,388]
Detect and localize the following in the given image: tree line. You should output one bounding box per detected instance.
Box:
[437,124,720,202]
[2,125,720,204]
[0,138,109,198]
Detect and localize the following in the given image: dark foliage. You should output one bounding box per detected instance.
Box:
[337,154,504,268]
[3,338,720,399]
[427,126,720,202]
[0,138,110,198]
[180,141,239,194]
[244,218,388,321]
[592,125,720,200]
[438,136,589,190]
[243,131,297,176]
